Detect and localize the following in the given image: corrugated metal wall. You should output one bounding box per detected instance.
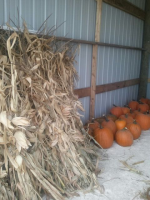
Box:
[95,2,144,119]
[0,0,145,123]
[127,0,145,10]
[0,0,96,124]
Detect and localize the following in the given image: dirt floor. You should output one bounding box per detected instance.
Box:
[44,131,150,200]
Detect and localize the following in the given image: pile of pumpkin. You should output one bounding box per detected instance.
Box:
[86,98,150,149]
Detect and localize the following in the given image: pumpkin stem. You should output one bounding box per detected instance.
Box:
[139,100,143,104]
[91,118,95,123]
[147,110,150,114]
[103,114,109,122]
[133,120,137,124]
[125,114,128,118]
[99,124,103,129]
[124,105,129,108]
[113,104,117,107]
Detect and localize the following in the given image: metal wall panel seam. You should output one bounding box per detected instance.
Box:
[4,0,7,24]
[87,0,90,40]
[44,0,47,33]
[85,46,88,87]
[55,0,57,31]
[19,0,21,27]
[33,0,35,30]
[72,0,75,39]
[78,0,83,90]
[80,0,83,40]
[102,47,105,84]
[64,0,66,36]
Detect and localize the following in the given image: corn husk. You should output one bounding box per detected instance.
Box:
[0,22,101,200]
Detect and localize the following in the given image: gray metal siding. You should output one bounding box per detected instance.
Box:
[74,44,92,89]
[0,0,4,25]
[127,0,146,10]
[147,84,150,99]
[0,0,96,41]
[79,97,90,124]
[100,3,144,47]
[96,47,141,85]
[95,85,139,118]
[95,3,143,118]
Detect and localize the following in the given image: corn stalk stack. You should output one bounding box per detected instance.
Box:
[0,23,101,200]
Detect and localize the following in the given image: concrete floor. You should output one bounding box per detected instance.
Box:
[71,131,150,200]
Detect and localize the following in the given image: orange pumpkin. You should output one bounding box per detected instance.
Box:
[140,98,149,104]
[128,110,136,119]
[147,100,150,107]
[115,128,133,147]
[106,114,118,122]
[144,112,150,124]
[94,125,114,149]
[110,105,123,118]
[128,100,139,111]
[122,106,130,115]
[134,110,141,116]
[135,113,150,130]
[88,118,100,130]
[115,119,127,130]
[101,116,117,137]
[126,120,141,140]
[137,103,149,113]
[119,114,133,124]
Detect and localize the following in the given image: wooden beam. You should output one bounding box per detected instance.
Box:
[103,0,145,21]
[138,0,150,99]
[96,78,140,94]
[74,78,139,98]
[54,36,144,51]
[74,87,91,98]
[90,0,102,120]
[0,29,145,51]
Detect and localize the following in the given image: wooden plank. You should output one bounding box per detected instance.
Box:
[74,78,140,98]
[90,45,98,119]
[96,78,140,94]
[43,35,145,51]
[1,29,145,51]
[103,0,145,21]
[138,0,150,98]
[90,0,102,120]
[74,87,91,98]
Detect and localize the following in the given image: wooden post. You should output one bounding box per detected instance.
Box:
[138,0,150,99]
[90,0,102,120]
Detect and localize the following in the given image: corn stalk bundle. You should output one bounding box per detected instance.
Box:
[0,23,100,200]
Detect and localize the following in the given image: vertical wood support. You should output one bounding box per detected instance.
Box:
[90,0,102,120]
[138,0,150,99]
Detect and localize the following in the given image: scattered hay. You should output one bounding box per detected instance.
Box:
[120,160,143,175]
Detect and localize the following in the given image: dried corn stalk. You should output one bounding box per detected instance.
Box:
[0,23,101,200]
